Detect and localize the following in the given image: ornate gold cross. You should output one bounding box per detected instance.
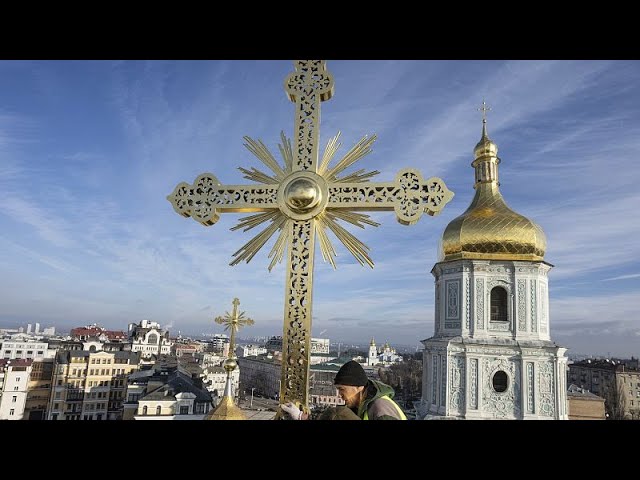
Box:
[168,60,454,413]
[215,297,254,358]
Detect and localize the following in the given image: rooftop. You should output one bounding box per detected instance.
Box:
[567,384,605,401]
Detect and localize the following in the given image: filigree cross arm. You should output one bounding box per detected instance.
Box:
[326,168,454,226]
[167,173,279,226]
[284,60,334,172]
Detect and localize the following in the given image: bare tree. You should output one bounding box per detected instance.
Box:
[377,355,423,407]
[606,379,628,420]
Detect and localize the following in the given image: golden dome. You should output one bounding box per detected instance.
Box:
[206,395,247,420]
[206,355,247,420]
[440,114,546,262]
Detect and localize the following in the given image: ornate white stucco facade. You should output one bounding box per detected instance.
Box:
[418,259,568,419]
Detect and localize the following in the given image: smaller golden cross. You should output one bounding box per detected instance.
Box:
[215,297,255,359]
[478,99,491,123]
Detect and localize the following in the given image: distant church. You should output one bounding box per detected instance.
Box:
[418,113,568,419]
[367,339,403,366]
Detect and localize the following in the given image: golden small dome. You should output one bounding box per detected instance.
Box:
[206,395,247,420]
[440,112,546,262]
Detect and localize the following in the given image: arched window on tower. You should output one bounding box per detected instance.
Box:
[142,405,147,415]
[490,287,508,322]
[156,405,161,415]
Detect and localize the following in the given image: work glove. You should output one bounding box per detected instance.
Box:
[281,402,303,420]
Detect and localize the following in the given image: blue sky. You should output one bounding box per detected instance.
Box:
[1,60,639,357]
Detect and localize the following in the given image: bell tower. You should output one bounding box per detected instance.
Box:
[418,104,568,419]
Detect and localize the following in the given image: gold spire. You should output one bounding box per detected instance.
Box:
[370,337,376,346]
[473,100,498,161]
[206,357,247,420]
[440,102,546,262]
[206,298,254,420]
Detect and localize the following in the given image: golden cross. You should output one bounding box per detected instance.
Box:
[168,60,454,413]
[214,297,254,358]
[478,99,491,123]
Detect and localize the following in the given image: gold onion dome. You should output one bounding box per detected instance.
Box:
[440,113,546,262]
[206,395,247,420]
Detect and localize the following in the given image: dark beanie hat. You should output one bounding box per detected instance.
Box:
[334,360,368,386]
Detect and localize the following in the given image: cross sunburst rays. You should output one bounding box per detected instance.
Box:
[231,131,380,271]
[214,310,255,331]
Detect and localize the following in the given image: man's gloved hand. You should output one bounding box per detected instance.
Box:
[281,402,303,420]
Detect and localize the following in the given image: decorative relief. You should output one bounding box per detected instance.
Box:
[517,279,526,331]
[526,362,535,414]
[540,284,547,334]
[489,322,510,332]
[443,268,463,274]
[538,362,555,417]
[530,279,537,333]
[450,356,466,414]
[446,280,460,320]
[521,350,551,357]
[470,358,478,409]
[465,278,471,330]
[466,348,519,356]
[487,279,510,293]
[441,355,447,409]
[476,278,484,329]
[482,357,521,419]
[432,355,438,405]
[486,266,513,273]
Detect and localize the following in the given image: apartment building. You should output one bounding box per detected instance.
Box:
[24,358,54,420]
[568,358,640,419]
[1,340,54,360]
[48,350,140,420]
[0,359,33,420]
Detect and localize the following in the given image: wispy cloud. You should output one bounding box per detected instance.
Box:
[603,273,640,282]
[3,197,75,248]
[0,237,75,273]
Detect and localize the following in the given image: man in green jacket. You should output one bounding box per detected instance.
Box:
[282,360,407,420]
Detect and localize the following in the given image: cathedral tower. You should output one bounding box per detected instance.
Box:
[419,106,568,419]
[367,338,379,366]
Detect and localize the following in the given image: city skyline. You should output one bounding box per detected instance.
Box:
[1,60,639,357]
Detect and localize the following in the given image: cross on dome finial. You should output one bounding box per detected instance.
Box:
[477,99,491,139]
[478,99,491,123]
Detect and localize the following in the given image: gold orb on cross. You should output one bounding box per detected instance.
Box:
[284,177,321,211]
